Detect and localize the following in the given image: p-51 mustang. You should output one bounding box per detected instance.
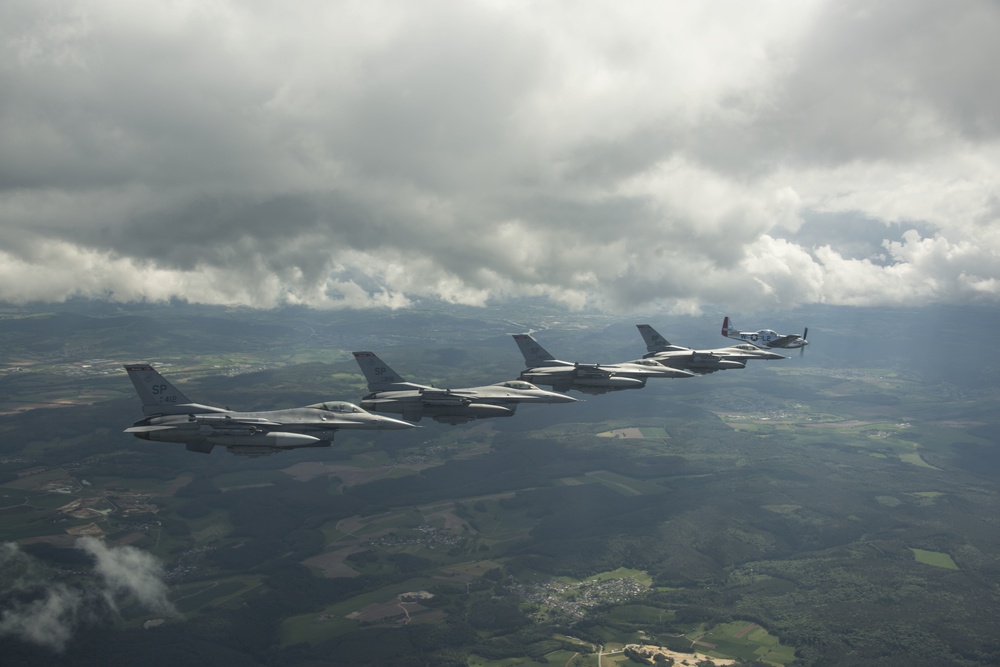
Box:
[353,351,577,424]
[512,333,694,395]
[721,317,809,351]
[636,323,785,374]
[123,364,414,457]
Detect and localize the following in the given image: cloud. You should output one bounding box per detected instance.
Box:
[0,583,84,652]
[76,537,174,615]
[0,540,175,652]
[1,0,999,313]
[0,542,87,652]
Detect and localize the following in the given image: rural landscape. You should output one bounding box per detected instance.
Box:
[2,301,999,666]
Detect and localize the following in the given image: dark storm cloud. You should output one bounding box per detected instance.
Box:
[1,1,998,312]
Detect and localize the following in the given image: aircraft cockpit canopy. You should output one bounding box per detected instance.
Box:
[498,380,539,390]
[308,401,366,413]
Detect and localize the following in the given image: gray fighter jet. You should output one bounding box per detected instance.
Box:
[123,364,414,457]
[511,333,695,395]
[353,351,578,424]
[636,323,785,374]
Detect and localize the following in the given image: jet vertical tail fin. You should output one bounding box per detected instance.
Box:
[636,324,672,353]
[124,364,219,416]
[353,351,416,391]
[512,334,557,366]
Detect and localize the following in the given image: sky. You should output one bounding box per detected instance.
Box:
[2,0,999,314]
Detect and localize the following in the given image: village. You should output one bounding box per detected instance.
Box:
[510,575,647,622]
[2,464,163,545]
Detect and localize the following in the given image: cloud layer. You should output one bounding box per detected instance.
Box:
[2,0,999,313]
[0,539,174,652]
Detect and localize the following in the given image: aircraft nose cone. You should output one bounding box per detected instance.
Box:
[376,415,417,429]
[550,393,579,403]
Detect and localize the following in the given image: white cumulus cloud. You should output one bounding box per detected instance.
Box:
[1,0,998,314]
[0,540,175,652]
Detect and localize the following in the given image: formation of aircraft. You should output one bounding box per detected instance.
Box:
[636,323,785,374]
[352,351,577,424]
[511,333,695,395]
[721,316,809,351]
[122,364,414,457]
[123,317,807,455]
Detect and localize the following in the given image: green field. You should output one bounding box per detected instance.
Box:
[911,548,960,570]
[279,576,440,646]
[697,621,797,665]
[171,576,264,613]
[4,304,1000,666]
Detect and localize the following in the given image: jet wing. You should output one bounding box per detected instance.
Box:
[188,415,284,427]
[523,364,613,378]
[361,397,406,407]
[521,367,573,380]
[570,364,614,379]
[418,389,474,406]
[124,424,177,434]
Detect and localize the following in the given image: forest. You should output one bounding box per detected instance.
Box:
[2,302,1000,666]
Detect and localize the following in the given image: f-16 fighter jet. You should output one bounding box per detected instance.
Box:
[636,323,785,374]
[123,364,414,457]
[353,351,577,424]
[721,317,809,351]
[512,333,694,395]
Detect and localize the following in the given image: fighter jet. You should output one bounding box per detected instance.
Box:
[636,323,785,374]
[721,316,809,351]
[353,351,577,424]
[511,333,695,395]
[123,364,414,457]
